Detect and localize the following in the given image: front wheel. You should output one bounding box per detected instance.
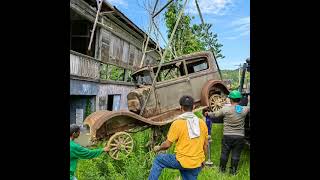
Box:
[107,132,134,160]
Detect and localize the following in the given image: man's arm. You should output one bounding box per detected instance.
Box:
[154,139,173,152]
[207,109,223,119]
[73,144,109,159]
[154,121,179,152]
[203,137,208,156]
[201,121,209,167]
[204,109,224,123]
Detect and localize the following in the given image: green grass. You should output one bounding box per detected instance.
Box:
[76,114,249,180]
[158,124,250,180]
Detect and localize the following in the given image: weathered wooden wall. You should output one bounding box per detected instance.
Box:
[98,83,135,110]
[70,95,96,124]
[70,51,100,79]
[70,79,99,95]
[99,23,158,70]
[70,0,161,123]
[70,79,135,123]
[71,0,160,73]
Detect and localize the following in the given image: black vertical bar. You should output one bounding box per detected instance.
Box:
[152,0,174,18]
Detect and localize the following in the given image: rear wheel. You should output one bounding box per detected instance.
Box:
[209,94,226,111]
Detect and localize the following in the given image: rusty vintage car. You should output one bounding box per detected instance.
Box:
[83,51,229,159]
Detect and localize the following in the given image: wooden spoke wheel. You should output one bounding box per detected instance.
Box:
[209,94,226,112]
[107,132,133,160]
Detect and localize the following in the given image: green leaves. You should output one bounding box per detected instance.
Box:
[100,64,125,81]
[76,124,250,180]
[85,98,92,118]
[164,0,224,60]
[221,69,250,90]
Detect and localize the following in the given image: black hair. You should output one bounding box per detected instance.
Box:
[179,95,194,111]
[239,96,248,106]
[230,98,241,103]
[70,124,80,136]
[202,107,211,116]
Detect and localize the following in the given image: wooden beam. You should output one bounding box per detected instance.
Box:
[140,0,189,116]
[152,0,174,18]
[194,0,222,80]
[88,0,103,51]
[100,11,114,15]
[96,21,113,30]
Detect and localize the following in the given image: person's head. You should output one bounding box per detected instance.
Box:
[202,107,211,116]
[70,124,80,139]
[228,90,242,104]
[230,98,241,104]
[179,95,194,112]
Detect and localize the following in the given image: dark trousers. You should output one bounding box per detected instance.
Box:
[220,135,245,172]
[148,154,202,180]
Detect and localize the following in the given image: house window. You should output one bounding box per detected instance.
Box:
[70,10,96,57]
[107,94,121,111]
[101,30,110,63]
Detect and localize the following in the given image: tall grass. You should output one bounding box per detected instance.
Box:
[76,113,249,180]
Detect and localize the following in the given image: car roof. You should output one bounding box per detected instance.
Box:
[132,51,213,75]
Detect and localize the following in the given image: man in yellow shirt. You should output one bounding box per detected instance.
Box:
[148,96,208,180]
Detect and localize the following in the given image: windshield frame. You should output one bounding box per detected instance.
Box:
[132,69,153,85]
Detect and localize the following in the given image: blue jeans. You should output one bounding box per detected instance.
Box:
[148,154,202,180]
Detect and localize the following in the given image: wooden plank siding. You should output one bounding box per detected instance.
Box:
[70,0,160,82]
[70,51,100,80]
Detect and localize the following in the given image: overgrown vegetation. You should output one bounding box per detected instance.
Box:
[100,64,125,81]
[221,69,250,90]
[76,112,249,180]
[85,98,92,118]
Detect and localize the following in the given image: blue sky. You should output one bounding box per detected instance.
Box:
[106,0,250,70]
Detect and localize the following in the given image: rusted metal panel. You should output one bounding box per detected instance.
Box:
[84,106,206,140]
[155,78,192,113]
[127,86,158,117]
[200,80,229,107]
[84,110,175,140]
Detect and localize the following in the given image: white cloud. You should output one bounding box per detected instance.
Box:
[187,0,233,15]
[224,36,238,40]
[230,16,250,26]
[106,0,128,8]
[219,59,247,70]
[225,16,250,40]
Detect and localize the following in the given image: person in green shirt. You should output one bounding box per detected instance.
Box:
[70,124,109,180]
